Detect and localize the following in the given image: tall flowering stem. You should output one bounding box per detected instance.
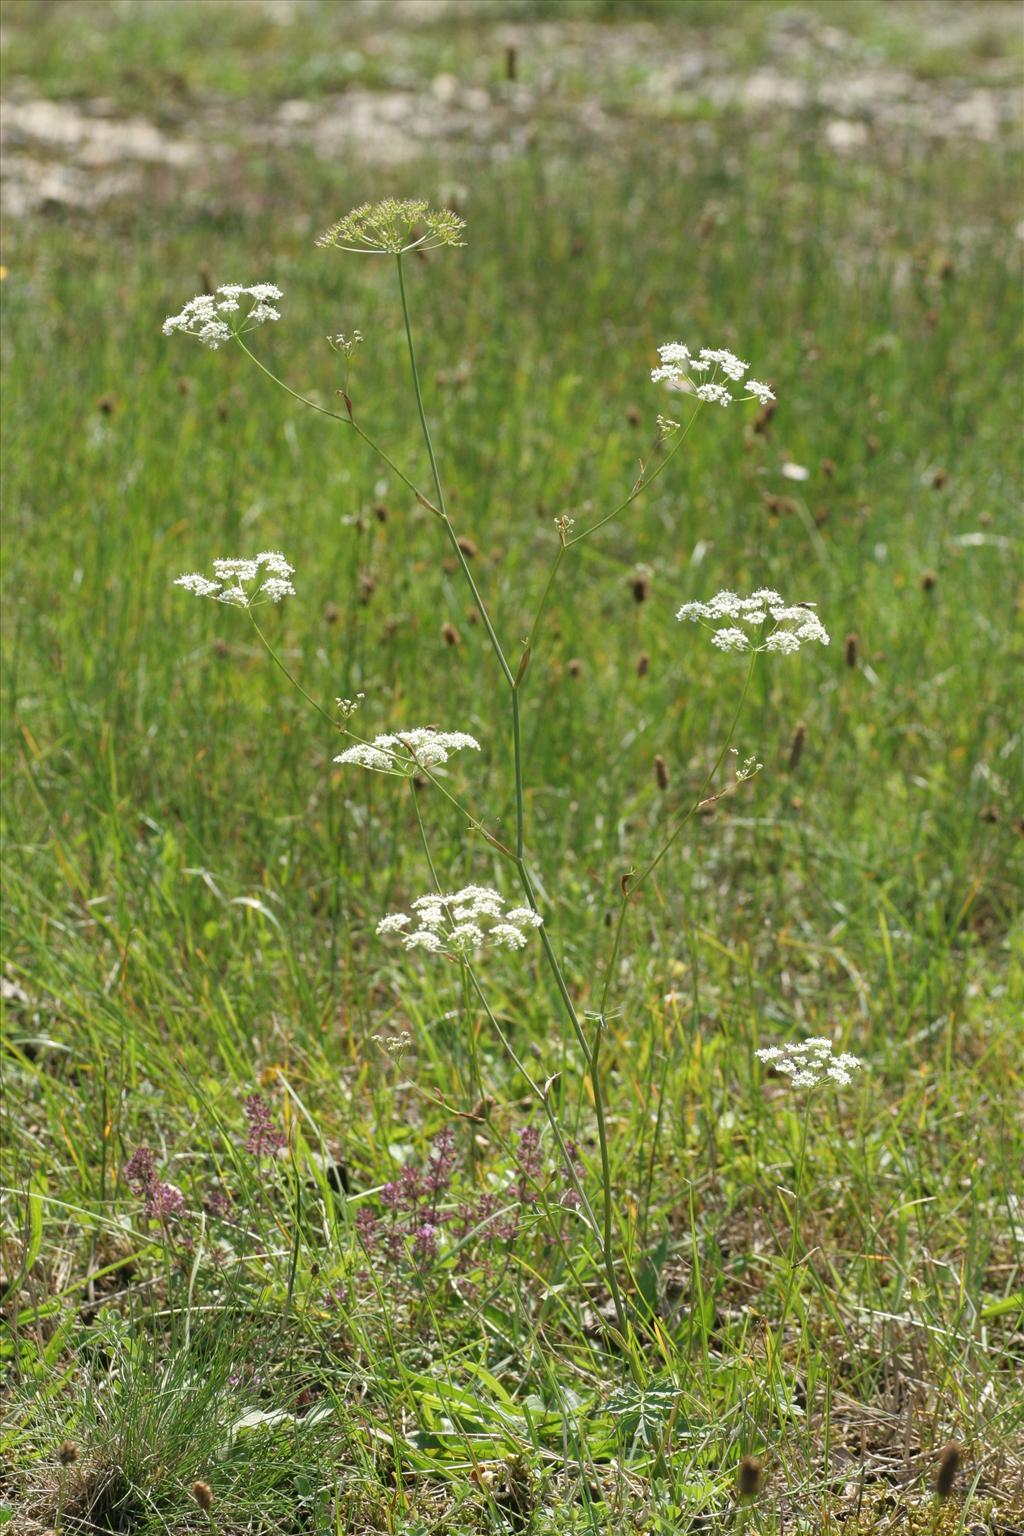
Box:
[393,248,633,1351]
[164,228,792,1377]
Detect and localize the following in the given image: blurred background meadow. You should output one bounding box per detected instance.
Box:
[1,1,1022,1532]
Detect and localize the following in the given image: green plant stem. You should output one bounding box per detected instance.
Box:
[409,778,442,893]
[235,335,428,507]
[395,252,633,1350]
[395,254,514,689]
[464,966,599,1244]
[566,407,699,547]
[522,543,565,655]
[771,1096,814,1418]
[511,690,525,859]
[247,612,336,727]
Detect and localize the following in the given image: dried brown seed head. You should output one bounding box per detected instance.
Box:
[737,1455,762,1499]
[935,1441,961,1500]
[192,1480,214,1512]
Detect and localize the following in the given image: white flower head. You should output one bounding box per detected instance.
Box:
[652,342,775,409]
[710,626,751,652]
[163,283,283,347]
[174,551,296,609]
[757,1037,864,1090]
[335,727,480,778]
[696,383,734,407]
[677,590,830,656]
[174,572,221,597]
[376,886,543,963]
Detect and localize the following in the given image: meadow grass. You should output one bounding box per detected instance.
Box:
[2,5,1023,1532]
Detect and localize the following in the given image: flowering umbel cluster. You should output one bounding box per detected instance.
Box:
[757,1038,864,1089]
[377,886,544,959]
[175,552,295,607]
[162,283,283,349]
[652,343,775,408]
[335,727,480,776]
[317,199,466,256]
[677,589,830,654]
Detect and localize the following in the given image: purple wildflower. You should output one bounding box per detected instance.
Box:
[149,1181,186,1219]
[381,1163,421,1212]
[244,1093,287,1159]
[355,1207,381,1249]
[205,1186,235,1222]
[412,1222,439,1260]
[123,1145,187,1221]
[515,1125,543,1203]
[124,1145,156,1195]
[423,1126,457,1201]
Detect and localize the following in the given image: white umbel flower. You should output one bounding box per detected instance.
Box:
[652,342,775,408]
[696,383,734,407]
[334,728,480,777]
[677,590,830,655]
[710,626,751,652]
[174,551,295,608]
[376,886,543,962]
[163,283,283,348]
[757,1038,864,1089]
[174,573,221,597]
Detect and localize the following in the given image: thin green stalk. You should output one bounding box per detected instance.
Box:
[566,407,699,547]
[410,779,442,893]
[522,544,565,656]
[395,253,633,1350]
[512,690,526,860]
[395,253,514,688]
[464,965,600,1244]
[247,611,336,727]
[234,334,429,506]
